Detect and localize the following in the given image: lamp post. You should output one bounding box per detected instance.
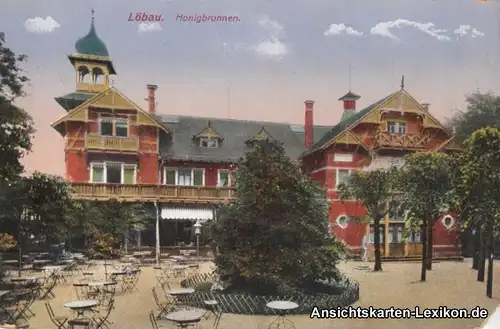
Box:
[194,221,202,265]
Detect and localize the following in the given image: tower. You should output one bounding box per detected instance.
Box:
[68,10,116,94]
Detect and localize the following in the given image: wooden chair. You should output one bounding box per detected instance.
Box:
[45,302,68,329]
[152,288,171,318]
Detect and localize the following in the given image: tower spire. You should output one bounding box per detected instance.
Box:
[400,75,405,90]
[91,9,95,21]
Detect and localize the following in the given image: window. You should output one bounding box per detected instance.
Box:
[407,232,421,243]
[200,137,218,148]
[163,168,205,186]
[333,153,353,162]
[178,169,192,186]
[441,215,455,230]
[387,121,406,134]
[115,120,128,137]
[100,120,113,136]
[218,170,230,187]
[90,162,136,184]
[389,202,405,221]
[335,169,351,189]
[388,224,404,243]
[369,225,384,243]
[336,215,348,229]
[99,118,129,137]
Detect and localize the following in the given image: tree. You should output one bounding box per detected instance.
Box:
[448,92,500,143]
[453,127,500,297]
[397,152,453,282]
[0,32,35,183]
[212,140,344,295]
[338,168,399,272]
[70,199,149,256]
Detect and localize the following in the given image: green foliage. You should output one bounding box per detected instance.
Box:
[338,168,399,271]
[212,140,343,295]
[0,172,74,246]
[70,199,149,253]
[397,151,453,225]
[338,168,399,222]
[453,127,500,233]
[0,32,35,182]
[448,92,500,143]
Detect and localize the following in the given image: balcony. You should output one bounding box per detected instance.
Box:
[374,131,429,150]
[85,135,139,152]
[70,183,235,204]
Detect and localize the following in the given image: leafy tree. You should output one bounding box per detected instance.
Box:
[396,152,453,282]
[212,140,344,295]
[338,168,399,272]
[0,32,35,183]
[70,199,149,256]
[453,127,500,297]
[448,92,500,143]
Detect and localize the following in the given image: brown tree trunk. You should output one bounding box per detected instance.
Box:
[373,219,383,272]
[426,221,433,270]
[472,229,480,270]
[420,218,427,282]
[478,230,486,282]
[486,230,494,298]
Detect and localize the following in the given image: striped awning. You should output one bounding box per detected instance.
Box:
[161,207,213,222]
[364,155,404,172]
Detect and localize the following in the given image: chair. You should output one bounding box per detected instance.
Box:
[149,311,160,329]
[67,316,92,329]
[152,288,171,318]
[73,283,89,300]
[45,302,68,329]
[92,299,114,329]
[40,274,57,299]
[203,300,222,329]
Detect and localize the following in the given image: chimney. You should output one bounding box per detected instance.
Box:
[421,102,430,111]
[147,84,158,114]
[304,100,314,150]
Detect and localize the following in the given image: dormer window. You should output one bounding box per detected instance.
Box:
[200,137,218,148]
[246,127,273,146]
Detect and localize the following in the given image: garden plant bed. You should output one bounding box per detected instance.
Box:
[180,273,360,315]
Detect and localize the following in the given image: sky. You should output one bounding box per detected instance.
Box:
[0,0,498,175]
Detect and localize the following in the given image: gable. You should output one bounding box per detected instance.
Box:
[248,127,273,142]
[194,124,223,139]
[436,137,463,151]
[323,130,367,150]
[51,87,168,134]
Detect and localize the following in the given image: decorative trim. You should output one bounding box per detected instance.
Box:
[336,214,349,229]
[441,215,455,230]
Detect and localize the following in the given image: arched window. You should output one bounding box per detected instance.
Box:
[92,67,105,84]
[77,66,90,83]
[336,215,348,229]
[441,215,455,230]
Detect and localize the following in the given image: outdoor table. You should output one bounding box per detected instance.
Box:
[266,301,299,329]
[10,276,42,283]
[64,299,98,318]
[32,260,50,264]
[164,309,205,329]
[166,288,195,309]
[108,271,126,282]
[3,260,17,264]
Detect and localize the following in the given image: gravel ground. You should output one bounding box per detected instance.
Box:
[26,259,499,329]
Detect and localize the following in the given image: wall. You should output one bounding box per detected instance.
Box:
[66,151,88,182]
[161,161,236,186]
[330,200,366,247]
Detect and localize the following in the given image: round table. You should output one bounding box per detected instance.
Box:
[165,309,204,328]
[64,299,98,318]
[167,288,195,309]
[266,301,299,329]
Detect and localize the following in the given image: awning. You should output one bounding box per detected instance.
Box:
[161,207,214,222]
[363,155,404,172]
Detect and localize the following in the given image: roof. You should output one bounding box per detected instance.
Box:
[309,92,398,152]
[154,114,333,163]
[75,18,109,57]
[339,91,361,101]
[54,92,96,111]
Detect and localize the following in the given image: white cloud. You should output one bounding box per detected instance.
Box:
[453,24,485,40]
[471,28,485,38]
[324,23,363,37]
[138,22,163,33]
[252,16,288,60]
[24,16,60,34]
[252,37,288,59]
[370,19,450,41]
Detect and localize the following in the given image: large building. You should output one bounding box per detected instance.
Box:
[52,16,461,257]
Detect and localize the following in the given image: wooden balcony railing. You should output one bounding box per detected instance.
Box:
[70,183,235,203]
[374,131,429,149]
[85,135,139,152]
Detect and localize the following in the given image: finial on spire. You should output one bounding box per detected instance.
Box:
[400,75,405,90]
[91,9,95,21]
